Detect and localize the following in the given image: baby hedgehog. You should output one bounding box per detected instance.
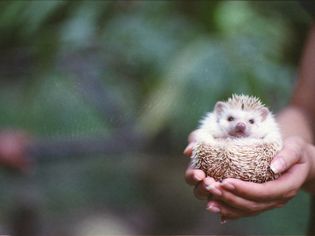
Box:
[191,94,283,183]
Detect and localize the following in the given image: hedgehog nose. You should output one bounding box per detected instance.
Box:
[235,122,246,132]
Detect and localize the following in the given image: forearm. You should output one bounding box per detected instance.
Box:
[276,106,314,143]
[276,24,315,142]
[276,27,315,141]
[276,23,315,192]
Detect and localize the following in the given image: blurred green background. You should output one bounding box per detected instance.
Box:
[0,0,313,235]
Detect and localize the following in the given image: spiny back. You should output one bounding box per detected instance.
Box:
[226,94,265,111]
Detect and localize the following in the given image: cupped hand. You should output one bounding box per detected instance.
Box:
[206,136,311,221]
[184,135,312,221]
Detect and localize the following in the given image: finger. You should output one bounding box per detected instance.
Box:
[194,177,217,200]
[194,183,208,200]
[185,168,206,186]
[222,162,307,202]
[183,142,196,156]
[183,130,199,156]
[218,182,281,212]
[270,136,304,174]
[207,200,255,220]
[221,137,308,202]
[220,203,257,221]
[218,199,286,221]
[204,178,222,196]
[220,179,274,201]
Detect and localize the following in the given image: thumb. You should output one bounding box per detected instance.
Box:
[183,142,196,156]
[270,136,304,174]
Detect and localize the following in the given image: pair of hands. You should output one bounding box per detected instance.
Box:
[184,133,313,222]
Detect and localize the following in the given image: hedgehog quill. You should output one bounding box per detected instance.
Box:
[190,94,283,183]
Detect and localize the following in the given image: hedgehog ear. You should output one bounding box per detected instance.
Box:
[260,107,269,121]
[214,102,226,115]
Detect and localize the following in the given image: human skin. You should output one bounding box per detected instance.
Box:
[0,131,31,171]
[184,24,315,221]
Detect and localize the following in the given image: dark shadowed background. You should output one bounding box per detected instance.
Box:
[0,0,312,235]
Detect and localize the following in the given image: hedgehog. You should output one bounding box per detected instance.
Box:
[190,94,283,183]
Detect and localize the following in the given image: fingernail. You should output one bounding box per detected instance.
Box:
[184,143,195,156]
[270,157,285,174]
[207,205,220,213]
[206,185,222,196]
[193,173,203,182]
[221,181,235,191]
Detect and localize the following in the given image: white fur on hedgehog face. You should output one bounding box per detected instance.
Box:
[215,107,269,139]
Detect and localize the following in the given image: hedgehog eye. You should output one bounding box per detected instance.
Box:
[249,119,255,124]
[227,116,234,122]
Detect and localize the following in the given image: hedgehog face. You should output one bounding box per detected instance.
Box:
[216,108,267,138]
[214,100,270,139]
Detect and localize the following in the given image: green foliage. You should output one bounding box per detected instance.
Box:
[0,0,312,235]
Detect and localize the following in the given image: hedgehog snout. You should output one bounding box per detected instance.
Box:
[235,122,246,132]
